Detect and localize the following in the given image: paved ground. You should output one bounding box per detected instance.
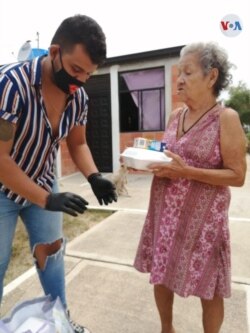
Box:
[1,156,250,332]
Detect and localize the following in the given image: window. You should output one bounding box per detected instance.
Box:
[119,67,165,132]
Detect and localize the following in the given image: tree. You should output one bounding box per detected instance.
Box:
[225,81,250,126]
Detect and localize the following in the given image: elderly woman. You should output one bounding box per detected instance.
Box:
[134,42,247,333]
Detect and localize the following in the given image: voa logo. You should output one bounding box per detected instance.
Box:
[220,14,243,37]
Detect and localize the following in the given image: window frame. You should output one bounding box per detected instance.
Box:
[118,66,165,133]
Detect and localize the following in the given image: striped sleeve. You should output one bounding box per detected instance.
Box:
[0,74,22,124]
[75,88,88,126]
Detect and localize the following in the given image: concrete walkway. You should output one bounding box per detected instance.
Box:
[1,157,250,333]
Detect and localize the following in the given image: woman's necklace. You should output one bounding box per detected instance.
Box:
[182,103,217,134]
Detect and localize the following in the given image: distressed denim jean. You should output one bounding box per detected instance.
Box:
[0,181,67,308]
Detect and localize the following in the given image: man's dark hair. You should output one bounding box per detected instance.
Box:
[51,14,106,65]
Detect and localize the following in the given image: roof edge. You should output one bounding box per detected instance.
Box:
[101,45,185,67]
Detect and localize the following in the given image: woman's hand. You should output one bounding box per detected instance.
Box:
[148,150,187,179]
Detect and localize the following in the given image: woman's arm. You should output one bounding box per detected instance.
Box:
[149,108,247,187]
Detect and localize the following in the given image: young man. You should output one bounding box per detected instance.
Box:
[0,14,117,333]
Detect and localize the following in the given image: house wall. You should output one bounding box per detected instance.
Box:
[59,140,79,177]
[59,60,182,177]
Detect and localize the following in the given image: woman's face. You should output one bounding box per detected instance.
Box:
[176,52,213,104]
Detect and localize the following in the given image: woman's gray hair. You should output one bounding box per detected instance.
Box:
[180,42,233,96]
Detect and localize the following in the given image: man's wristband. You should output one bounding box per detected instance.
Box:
[87,172,102,183]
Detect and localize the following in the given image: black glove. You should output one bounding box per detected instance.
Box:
[45,192,89,217]
[88,172,117,205]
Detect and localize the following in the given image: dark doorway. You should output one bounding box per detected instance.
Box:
[84,74,113,172]
[119,76,139,131]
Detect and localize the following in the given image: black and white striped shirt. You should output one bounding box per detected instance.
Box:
[0,56,88,205]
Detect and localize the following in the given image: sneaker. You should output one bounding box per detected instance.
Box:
[69,318,91,333]
[67,310,91,333]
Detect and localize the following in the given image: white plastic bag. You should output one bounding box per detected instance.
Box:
[0,295,74,333]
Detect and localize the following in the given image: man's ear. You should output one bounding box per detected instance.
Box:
[49,44,60,60]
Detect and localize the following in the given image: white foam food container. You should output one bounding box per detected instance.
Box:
[120,147,172,171]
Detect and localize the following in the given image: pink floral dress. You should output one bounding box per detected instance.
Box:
[134,105,231,299]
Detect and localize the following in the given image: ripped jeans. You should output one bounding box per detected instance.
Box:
[0,182,66,307]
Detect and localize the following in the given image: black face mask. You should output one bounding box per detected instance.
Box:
[52,50,84,94]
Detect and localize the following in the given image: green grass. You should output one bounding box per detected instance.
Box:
[4,210,113,286]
